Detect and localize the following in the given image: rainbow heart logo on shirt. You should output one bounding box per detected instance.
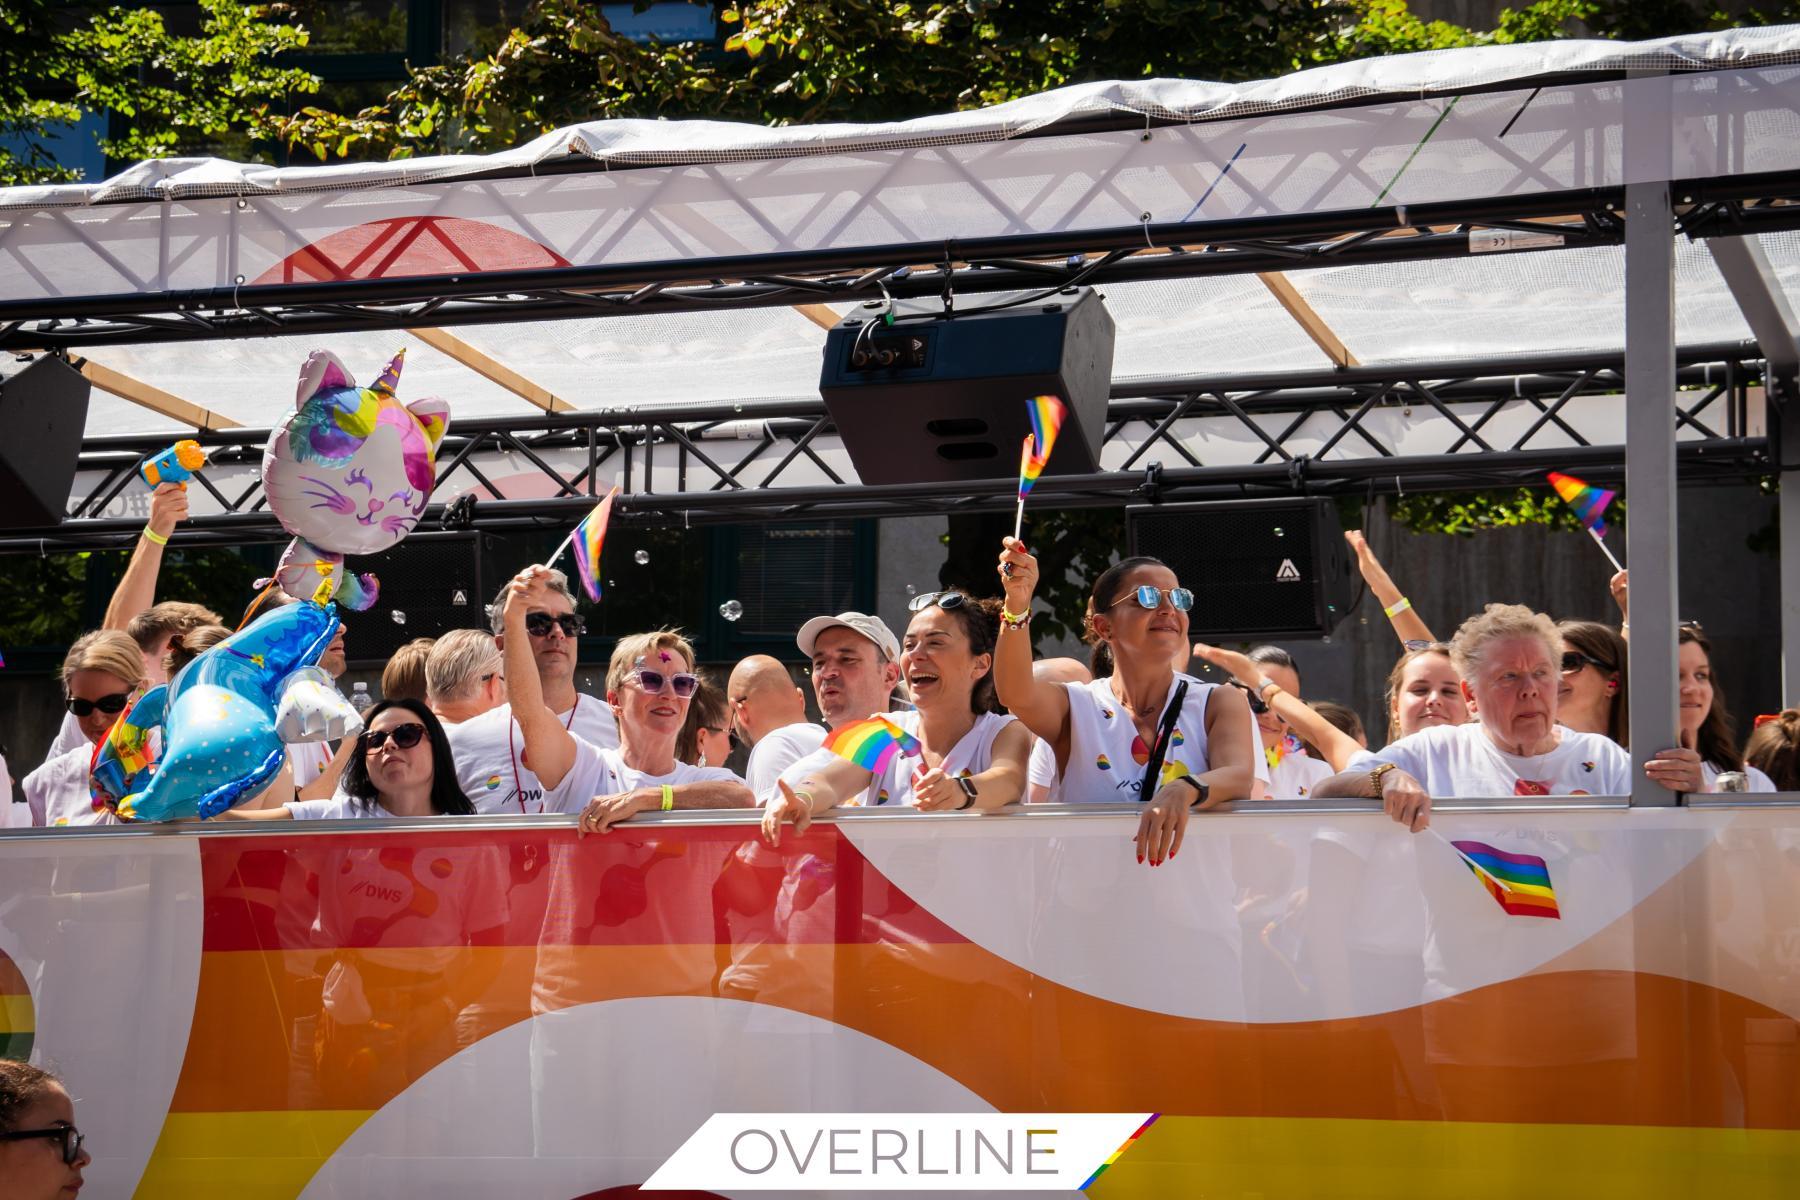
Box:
[483,774,502,791]
[1170,728,1185,747]
[1130,735,1151,766]
[1095,754,1113,771]
[1101,708,1115,720]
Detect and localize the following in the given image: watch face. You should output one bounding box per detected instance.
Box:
[957,776,978,798]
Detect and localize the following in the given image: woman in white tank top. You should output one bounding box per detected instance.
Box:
[993,541,1256,867]
[762,592,1033,842]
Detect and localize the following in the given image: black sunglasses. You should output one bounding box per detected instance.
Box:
[524,612,585,638]
[361,723,427,751]
[908,589,970,612]
[66,692,130,718]
[1,1125,84,1165]
[1561,651,1614,675]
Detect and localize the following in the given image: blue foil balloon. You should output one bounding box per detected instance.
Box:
[93,601,341,821]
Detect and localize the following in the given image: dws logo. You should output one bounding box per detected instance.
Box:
[1274,558,1303,582]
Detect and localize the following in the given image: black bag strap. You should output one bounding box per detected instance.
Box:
[1137,678,1189,801]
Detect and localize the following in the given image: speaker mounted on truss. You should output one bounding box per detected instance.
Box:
[0,354,90,529]
[818,288,1115,486]
[1127,498,1355,639]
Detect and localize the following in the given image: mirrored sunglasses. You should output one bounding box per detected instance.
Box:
[1114,584,1194,612]
[361,723,427,751]
[66,692,130,718]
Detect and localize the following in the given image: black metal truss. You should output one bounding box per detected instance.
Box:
[10,342,1773,553]
[7,178,1800,352]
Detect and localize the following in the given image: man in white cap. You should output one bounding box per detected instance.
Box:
[795,611,902,730]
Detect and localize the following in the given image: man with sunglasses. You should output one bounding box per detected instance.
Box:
[727,655,828,797]
[448,568,620,814]
[796,611,903,730]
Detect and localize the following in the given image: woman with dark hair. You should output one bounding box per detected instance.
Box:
[1556,620,1629,746]
[762,590,1031,839]
[0,1060,90,1198]
[1646,624,1776,793]
[222,698,475,819]
[993,541,1255,866]
[676,670,734,769]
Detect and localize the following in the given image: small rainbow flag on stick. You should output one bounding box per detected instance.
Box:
[543,486,619,602]
[823,715,923,776]
[1431,830,1561,919]
[1013,395,1067,542]
[1548,471,1623,573]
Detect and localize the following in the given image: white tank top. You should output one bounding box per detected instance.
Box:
[1060,673,1220,803]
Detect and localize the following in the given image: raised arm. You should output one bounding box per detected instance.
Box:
[103,483,189,631]
[1345,529,1436,648]
[1611,568,1629,641]
[1191,641,1364,771]
[993,536,1073,750]
[500,566,577,789]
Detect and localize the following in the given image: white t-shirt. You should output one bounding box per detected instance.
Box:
[45,711,87,762]
[1265,748,1337,799]
[0,752,24,829]
[1346,722,1631,797]
[543,737,744,815]
[1701,761,1777,792]
[449,696,620,814]
[780,710,1017,808]
[286,794,422,820]
[1060,674,1225,803]
[24,744,116,827]
[287,739,335,789]
[746,721,827,799]
[1026,737,1059,803]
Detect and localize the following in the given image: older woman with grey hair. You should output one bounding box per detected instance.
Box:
[1314,603,1666,830]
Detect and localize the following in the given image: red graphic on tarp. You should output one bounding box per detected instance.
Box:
[252,216,569,285]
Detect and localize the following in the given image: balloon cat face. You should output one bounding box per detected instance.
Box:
[263,349,450,556]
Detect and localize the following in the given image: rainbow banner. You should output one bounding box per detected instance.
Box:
[1548,471,1617,537]
[823,715,923,775]
[568,486,619,602]
[1017,394,1066,500]
[1451,839,1561,919]
[1081,1112,1162,1190]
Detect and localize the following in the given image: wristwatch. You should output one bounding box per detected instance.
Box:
[1178,775,1209,807]
[1369,762,1398,796]
[956,776,979,810]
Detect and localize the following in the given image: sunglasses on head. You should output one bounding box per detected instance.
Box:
[361,723,427,751]
[1110,584,1194,612]
[524,612,585,638]
[1561,651,1614,675]
[907,589,970,612]
[634,668,698,698]
[66,692,130,718]
[1,1125,84,1166]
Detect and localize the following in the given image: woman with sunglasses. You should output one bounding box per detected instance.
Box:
[762,590,1031,839]
[1646,624,1776,793]
[994,541,1256,866]
[676,670,736,770]
[1,1060,90,1198]
[1555,620,1628,745]
[500,567,751,834]
[221,698,475,819]
[22,629,146,826]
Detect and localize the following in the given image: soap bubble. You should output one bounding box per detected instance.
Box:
[389,610,407,625]
[904,584,916,596]
[634,549,650,565]
[1321,635,1333,645]
[1273,527,1285,538]
[719,599,744,622]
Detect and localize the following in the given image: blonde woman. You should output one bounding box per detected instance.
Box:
[23,630,145,826]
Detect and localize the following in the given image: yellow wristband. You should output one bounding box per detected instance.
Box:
[1383,597,1411,618]
[141,526,169,546]
[660,783,675,812]
[999,605,1031,629]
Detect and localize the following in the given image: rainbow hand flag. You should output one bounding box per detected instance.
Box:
[1017,394,1067,500]
[569,487,619,603]
[1548,472,1617,537]
[1452,839,1561,919]
[824,715,923,775]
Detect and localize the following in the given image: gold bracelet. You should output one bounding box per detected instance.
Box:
[141,526,169,546]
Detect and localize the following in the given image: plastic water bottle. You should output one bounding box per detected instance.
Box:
[350,681,373,716]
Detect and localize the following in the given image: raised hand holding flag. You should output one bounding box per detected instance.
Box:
[1014,395,1067,543]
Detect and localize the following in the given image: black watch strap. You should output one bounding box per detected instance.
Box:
[956,775,978,809]
[1178,775,1209,806]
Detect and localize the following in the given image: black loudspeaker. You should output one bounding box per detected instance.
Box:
[0,355,90,528]
[818,288,1115,485]
[345,532,492,665]
[1127,499,1355,639]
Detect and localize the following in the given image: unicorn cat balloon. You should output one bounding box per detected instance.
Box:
[262,349,450,609]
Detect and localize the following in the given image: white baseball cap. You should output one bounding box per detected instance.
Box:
[796,611,901,661]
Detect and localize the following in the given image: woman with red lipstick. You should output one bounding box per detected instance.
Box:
[993,542,1256,867]
[499,568,753,832]
[1,1061,90,1199]
[761,591,1030,841]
